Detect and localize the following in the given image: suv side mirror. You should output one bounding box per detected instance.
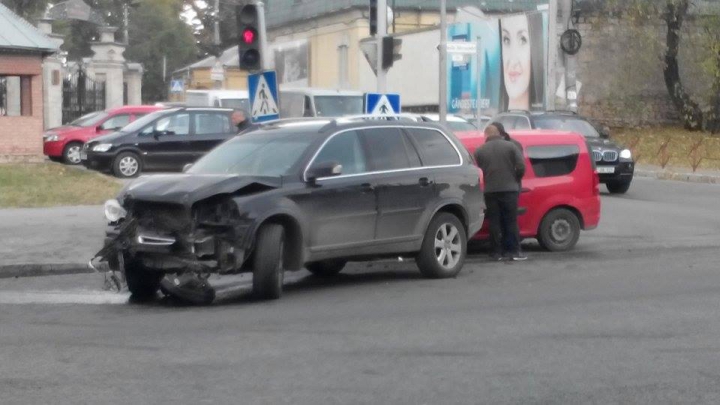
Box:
[306,161,342,184]
[600,126,611,139]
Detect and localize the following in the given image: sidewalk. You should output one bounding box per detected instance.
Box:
[634,164,720,184]
[0,205,104,278]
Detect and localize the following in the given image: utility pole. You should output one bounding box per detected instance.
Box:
[123,1,129,44]
[475,35,482,130]
[546,0,558,110]
[213,0,221,46]
[257,1,268,70]
[376,0,387,93]
[439,0,447,125]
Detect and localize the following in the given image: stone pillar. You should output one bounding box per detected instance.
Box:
[38,18,64,129]
[124,63,143,105]
[89,26,126,108]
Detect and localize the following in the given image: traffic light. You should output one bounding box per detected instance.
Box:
[382,36,402,69]
[236,4,261,71]
[369,0,377,36]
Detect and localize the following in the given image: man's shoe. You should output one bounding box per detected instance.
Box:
[511,253,528,261]
[489,253,504,262]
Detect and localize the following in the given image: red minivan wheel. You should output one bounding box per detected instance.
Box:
[537,208,581,252]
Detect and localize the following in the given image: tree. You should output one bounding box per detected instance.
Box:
[1,0,50,20]
[124,0,197,102]
[183,0,238,58]
[608,0,720,131]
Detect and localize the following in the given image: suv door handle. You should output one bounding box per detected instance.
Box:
[360,183,375,193]
[419,177,432,187]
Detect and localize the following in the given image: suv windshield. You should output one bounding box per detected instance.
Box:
[188,131,318,177]
[314,96,364,117]
[70,111,108,127]
[534,117,600,138]
[118,109,176,133]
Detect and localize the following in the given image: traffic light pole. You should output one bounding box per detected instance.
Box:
[438,0,447,126]
[376,0,387,93]
[257,1,268,71]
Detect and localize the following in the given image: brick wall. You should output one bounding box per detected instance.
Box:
[0,53,45,159]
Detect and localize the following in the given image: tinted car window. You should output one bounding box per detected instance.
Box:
[527,145,580,177]
[513,116,531,130]
[534,117,601,138]
[496,115,517,129]
[121,109,178,133]
[407,128,461,167]
[101,114,130,130]
[447,121,477,132]
[156,113,189,136]
[195,113,231,135]
[314,96,364,117]
[314,131,367,175]
[362,127,421,171]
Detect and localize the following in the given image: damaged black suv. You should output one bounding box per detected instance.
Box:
[96,118,484,301]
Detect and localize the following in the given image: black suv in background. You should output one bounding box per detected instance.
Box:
[81,108,237,178]
[95,119,485,302]
[493,111,635,194]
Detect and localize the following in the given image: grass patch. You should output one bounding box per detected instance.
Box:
[0,163,122,208]
[613,127,720,172]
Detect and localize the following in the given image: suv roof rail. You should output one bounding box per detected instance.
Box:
[319,114,420,132]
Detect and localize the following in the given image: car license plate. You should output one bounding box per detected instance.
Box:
[597,166,615,174]
[80,152,87,160]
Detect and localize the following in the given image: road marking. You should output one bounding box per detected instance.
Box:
[0,290,129,305]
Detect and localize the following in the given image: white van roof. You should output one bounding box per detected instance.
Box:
[280,88,364,97]
[186,89,249,99]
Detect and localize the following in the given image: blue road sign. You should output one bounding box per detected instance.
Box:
[170,80,184,93]
[364,93,401,115]
[248,71,280,122]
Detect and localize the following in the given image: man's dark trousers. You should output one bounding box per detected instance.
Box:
[485,191,520,256]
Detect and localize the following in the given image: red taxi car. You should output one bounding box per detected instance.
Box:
[456,130,601,251]
[43,105,164,164]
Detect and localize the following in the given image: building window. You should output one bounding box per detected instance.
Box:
[0,76,32,117]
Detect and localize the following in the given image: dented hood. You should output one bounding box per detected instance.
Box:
[119,173,281,206]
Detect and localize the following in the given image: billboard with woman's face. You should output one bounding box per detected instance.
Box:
[447,11,548,115]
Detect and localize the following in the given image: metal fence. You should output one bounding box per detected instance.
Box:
[62,69,106,124]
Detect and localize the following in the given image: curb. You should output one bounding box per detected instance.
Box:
[0,263,94,279]
[634,169,720,184]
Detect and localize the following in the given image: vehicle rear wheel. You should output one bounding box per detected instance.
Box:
[113,152,142,178]
[252,223,285,300]
[123,256,163,300]
[416,213,467,279]
[537,208,581,252]
[606,179,631,194]
[63,142,83,165]
[306,260,347,278]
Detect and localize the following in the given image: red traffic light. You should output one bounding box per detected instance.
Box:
[242,28,256,44]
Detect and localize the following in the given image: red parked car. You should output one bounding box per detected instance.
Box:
[43,105,164,164]
[456,130,601,251]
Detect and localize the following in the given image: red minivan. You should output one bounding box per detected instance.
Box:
[456,130,601,251]
[43,105,164,165]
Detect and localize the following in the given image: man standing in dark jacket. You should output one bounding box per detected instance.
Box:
[232,109,256,134]
[475,124,527,261]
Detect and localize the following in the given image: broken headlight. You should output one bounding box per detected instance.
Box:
[104,199,127,222]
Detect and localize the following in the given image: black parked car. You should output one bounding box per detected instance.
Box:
[95,119,485,301]
[81,107,237,178]
[493,111,635,194]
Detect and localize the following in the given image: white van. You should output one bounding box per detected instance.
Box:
[279,88,364,118]
[185,90,250,111]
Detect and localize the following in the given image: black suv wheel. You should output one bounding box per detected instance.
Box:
[252,223,285,300]
[416,213,467,279]
[537,208,581,252]
[113,152,142,178]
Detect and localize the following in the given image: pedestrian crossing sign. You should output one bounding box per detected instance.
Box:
[248,71,280,123]
[365,93,401,116]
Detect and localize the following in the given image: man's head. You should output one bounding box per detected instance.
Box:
[231,109,248,126]
[491,121,511,141]
[484,123,501,139]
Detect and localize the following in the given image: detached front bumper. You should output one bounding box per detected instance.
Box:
[597,161,634,183]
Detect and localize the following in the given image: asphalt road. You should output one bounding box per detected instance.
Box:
[2,178,720,404]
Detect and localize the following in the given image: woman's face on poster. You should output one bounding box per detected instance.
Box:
[501,15,531,105]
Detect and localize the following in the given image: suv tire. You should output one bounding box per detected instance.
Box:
[306,260,347,278]
[124,256,163,300]
[113,152,142,178]
[416,213,467,279]
[537,208,581,252]
[252,223,285,300]
[606,180,631,194]
[63,142,83,165]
